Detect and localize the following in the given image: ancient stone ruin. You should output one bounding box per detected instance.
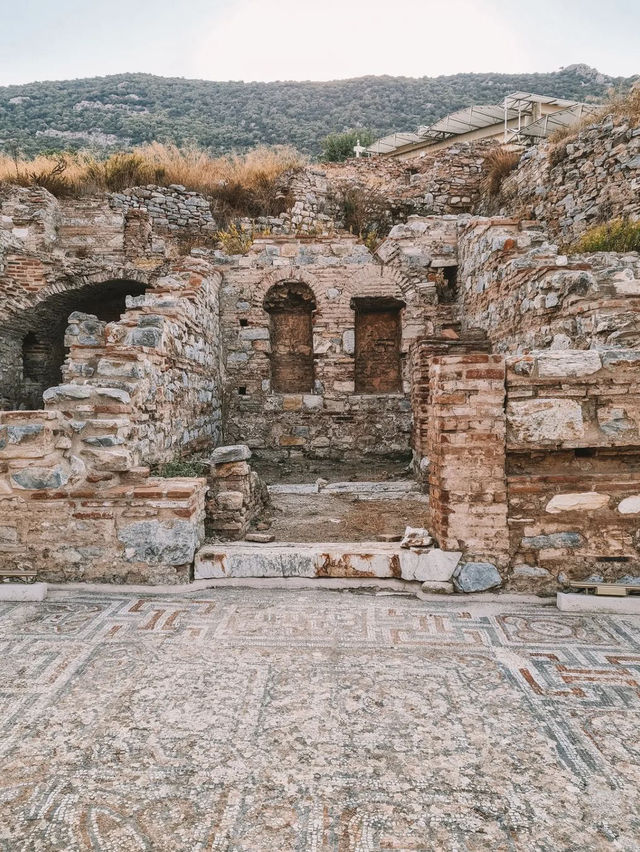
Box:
[1,109,639,593]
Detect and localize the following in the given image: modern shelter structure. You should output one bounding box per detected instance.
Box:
[368,92,601,159]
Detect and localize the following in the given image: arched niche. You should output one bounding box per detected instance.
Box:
[263,281,316,394]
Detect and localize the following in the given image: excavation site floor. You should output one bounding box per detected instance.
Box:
[1,587,639,850]
[259,485,430,542]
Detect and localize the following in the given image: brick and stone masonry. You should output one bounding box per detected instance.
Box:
[0,107,639,590]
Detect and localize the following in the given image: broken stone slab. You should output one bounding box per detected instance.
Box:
[210,444,252,465]
[245,532,275,543]
[400,526,434,549]
[43,385,131,404]
[400,548,461,582]
[453,562,502,593]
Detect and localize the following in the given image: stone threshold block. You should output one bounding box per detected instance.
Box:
[194,542,461,581]
[0,582,47,602]
[557,592,640,615]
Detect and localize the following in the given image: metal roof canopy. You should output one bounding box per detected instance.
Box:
[367,91,595,155]
[518,103,602,139]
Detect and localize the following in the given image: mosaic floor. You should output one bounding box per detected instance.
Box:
[1,588,639,851]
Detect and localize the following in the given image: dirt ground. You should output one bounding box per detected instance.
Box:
[254,492,429,542]
[251,454,412,485]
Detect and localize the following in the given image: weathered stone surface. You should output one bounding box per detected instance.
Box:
[11,465,69,490]
[453,561,502,593]
[210,444,252,464]
[618,496,640,515]
[400,527,433,549]
[521,532,583,550]
[118,520,199,565]
[536,351,602,378]
[507,399,584,444]
[545,492,610,513]
[215,490,244,511]
[400,548,461,582]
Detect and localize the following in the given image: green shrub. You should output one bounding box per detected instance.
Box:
[569,219,640,254]
[321,129,374,163]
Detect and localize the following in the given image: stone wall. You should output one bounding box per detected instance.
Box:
[109,185,217,234]
[58,259,223,465]
[458,217,640,352]
[505,349,640,590]
[0,409,207,583]
[220,235,433,461]
[495,114,640,242]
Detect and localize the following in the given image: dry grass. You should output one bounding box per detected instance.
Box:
[0,144,305,221]
[567,218,640,254]
[481,147,521,196]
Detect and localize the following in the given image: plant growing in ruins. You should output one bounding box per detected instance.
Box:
[216,223,254,255]
[339,186,390,243]
[481,147,521,196]
[568,219,640,254]
[154,459,209,478]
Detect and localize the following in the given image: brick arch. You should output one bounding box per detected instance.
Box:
[0,273,154,410]
[251,270,318,311]
[0,265,161,335]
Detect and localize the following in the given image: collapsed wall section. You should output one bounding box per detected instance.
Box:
[0,259,222,582]
[497,114,640,243]
[458,218,640,352]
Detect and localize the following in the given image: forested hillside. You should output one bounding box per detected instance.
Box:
[0,65,634,157]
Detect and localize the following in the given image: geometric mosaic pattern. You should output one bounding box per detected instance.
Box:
[1,589,639,850]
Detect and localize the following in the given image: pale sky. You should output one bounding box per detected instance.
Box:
[0,0,638,86]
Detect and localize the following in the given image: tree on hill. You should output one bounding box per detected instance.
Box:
[321,129,375,162]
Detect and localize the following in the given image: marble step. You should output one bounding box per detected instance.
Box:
[194,541,460,584]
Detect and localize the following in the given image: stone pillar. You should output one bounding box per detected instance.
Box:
[205,444,269,541]
[426,352,509,564]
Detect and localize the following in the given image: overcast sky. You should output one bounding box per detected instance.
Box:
[0,0,638,86]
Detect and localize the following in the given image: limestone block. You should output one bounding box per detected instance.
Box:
[210,444,251,464]
[400,549,461,582]
[453,562,502,593]
[419,581,454,594]
[536,351,602,377]
[118,520,199,565]
[400,527,433,549]
[215,491,244,511]
[618,496,640,514]
[507,399,584,444]
[342,329,355,355]
[512,564,551,578]
[545,492,610,513]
